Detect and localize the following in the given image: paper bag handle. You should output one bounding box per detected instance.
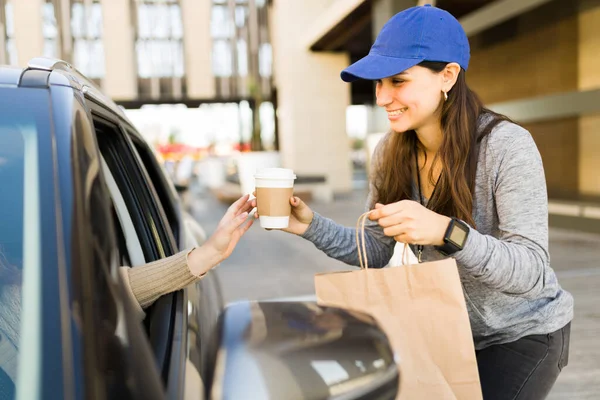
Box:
[356,211,410,269]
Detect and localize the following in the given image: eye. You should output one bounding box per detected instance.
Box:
[392,79,404,85]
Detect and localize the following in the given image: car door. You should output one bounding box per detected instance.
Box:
[125,129,225,394]
[59,86,165,400]
[85,98,188,399]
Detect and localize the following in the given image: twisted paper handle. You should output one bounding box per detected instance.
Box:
[356,211,410,269]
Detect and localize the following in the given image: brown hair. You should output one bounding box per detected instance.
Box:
[372,61,514,226]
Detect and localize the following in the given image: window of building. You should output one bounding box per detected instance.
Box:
[210,0,272,95]
[211,3,234,78]
[71,0,105,81]
[258,42,271,78]
[0,0,17,65]
[135,0,184,78]
[134,0,185,99]
[210,0,275,150]
[42,0,59,59]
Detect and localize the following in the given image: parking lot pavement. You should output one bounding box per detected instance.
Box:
[189,188,600,399]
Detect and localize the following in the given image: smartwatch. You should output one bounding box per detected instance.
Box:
[435,217,470,256]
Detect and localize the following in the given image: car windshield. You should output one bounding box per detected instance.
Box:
[0,87,44,399]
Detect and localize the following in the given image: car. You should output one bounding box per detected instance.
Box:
[0,58,399,400]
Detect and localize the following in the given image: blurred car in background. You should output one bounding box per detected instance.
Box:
[0,59,398,400]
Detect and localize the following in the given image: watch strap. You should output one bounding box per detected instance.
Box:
[435,217,469,256]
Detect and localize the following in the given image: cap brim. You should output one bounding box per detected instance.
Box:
[340,53,423,82]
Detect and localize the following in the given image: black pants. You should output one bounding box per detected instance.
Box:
[477,322,571,400]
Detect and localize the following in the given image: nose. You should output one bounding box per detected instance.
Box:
[375,81,392,108]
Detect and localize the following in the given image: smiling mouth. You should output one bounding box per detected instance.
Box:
[387,108,408,116]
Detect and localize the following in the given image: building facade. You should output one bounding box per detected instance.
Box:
[2,0,600,200]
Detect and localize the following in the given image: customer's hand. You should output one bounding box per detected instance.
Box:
[369,200,450,246]
[188,194,255,276]
[251,194,314,236]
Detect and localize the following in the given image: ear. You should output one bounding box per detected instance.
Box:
[441,62,461,92]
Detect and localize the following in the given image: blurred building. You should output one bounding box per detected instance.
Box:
[2,0,600,206]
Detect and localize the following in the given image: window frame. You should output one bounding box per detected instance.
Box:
[93,114,163,261]
[127,132,182,247]
[70,0,105,83]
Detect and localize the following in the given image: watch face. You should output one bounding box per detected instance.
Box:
[449,224,468,247]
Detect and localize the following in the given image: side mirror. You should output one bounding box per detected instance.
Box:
[208,301,399,399]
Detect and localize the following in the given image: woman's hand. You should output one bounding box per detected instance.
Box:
[251,194,314,236]
[188,194,255,275]
[368,200,450,246]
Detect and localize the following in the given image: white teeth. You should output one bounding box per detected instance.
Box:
[387,108,407,116]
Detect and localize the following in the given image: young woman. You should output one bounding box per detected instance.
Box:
[254,5,573,399]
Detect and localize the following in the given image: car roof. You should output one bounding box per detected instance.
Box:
[0,57,130,123]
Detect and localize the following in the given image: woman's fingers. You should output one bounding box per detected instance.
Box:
[369,200,412,220]
[382,222,414,239]
[377,212,407,228]
[227,194,250,217]
[236,199,255,216]
[394,234,410,243]
[239,218,254,235]
[225,211,249,233]
[389,229,420,244]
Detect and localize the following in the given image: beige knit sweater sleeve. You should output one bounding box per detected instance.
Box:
[118,249,204,321]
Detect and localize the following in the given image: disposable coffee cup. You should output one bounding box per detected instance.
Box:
[254,168,297,229]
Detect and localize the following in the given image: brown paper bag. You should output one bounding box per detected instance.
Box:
[314,212,482,400]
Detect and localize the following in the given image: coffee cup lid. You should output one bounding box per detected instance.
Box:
[254,168,297,180]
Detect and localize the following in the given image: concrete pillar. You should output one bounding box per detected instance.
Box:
[13,0,44,67]
[372,0,415,37]
[578,115,600,196]
[578,3,600,195]
[271,0,353,192]
[100,0,137,100]
[180,0,215,98]
[58,0,72,63]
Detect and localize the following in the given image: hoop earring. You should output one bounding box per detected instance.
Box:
[443,91,448,101]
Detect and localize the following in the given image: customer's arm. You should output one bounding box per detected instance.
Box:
[118,194,255,321]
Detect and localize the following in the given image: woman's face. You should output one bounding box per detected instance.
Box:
[375,65,445,133]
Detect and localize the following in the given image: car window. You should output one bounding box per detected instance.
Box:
[93,117,170,261]
[0,89,49,399]
[129,133,181,247]
[0,108,29,399]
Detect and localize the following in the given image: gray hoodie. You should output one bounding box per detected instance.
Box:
[302,120,574,350]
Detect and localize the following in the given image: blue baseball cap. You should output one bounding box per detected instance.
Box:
[341,5,470,82]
